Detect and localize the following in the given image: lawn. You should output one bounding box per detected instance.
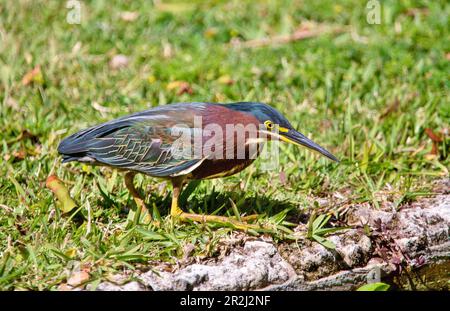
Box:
[0,0,448,290]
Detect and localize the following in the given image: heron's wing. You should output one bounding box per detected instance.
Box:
[58,103,207,177]
[89,124,204,176]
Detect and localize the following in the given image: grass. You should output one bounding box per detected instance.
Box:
[0,0,448,290]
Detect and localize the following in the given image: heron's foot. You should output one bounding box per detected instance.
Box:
[173,212,260,231]
[169,178,260,231]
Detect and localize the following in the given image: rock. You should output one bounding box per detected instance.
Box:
[347,207,394,226]
[67,271,90,287]
[330,230,372,268]
[294,243,339,277]
[345,193,449,259]
[95,192,449,291]
[392,195,449,257]
[279,229,372,280]
[96,281,145,291]
[140,241,296,291]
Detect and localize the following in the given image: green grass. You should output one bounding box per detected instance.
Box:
[0,0,448,290]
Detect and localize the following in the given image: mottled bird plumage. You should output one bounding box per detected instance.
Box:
[59,103,205,177]
[58,101,338,228]
[58,102,338,180]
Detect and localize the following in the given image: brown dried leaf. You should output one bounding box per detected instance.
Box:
[424,128,443,142]
[425,128,443,156]
[12,149,26,160]
[46,175,77,214]
[22,65,42,86]
[167,81,193,95]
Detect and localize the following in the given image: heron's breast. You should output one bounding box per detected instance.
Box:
[189,159,255,180]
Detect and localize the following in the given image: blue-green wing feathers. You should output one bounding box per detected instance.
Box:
[58,103,206,177]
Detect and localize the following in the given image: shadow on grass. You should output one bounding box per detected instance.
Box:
[146,188,305,224]
[93,179,309,230]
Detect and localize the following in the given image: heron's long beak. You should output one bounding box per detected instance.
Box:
[279,129,339,162]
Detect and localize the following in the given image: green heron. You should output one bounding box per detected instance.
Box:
[58,102,338,228]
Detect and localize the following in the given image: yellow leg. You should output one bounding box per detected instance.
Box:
[170,178,259,231]
[124,172,152,223]
[170,177,184,217]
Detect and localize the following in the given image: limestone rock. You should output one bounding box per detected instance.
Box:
[140,241,296,291]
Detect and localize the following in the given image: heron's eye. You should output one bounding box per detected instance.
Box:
[264,120,274,129]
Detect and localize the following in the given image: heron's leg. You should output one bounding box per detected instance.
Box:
[170,178,259,231]
[124,172,151,223]
[169,177,186,217]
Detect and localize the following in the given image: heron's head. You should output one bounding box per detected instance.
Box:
[226,102,339,162]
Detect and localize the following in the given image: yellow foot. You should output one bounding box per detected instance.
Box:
[175,212,260,231]
[169,178,261,231]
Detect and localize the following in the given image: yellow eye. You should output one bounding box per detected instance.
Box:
[264,120,274,129]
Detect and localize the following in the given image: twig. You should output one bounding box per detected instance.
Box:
[229,24,346,48]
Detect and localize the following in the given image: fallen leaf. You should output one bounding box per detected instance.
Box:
[446,53,450,61]
[425,128,443,142]
[109,54,129,70]
[12,150,26,161]
[425,128,443,156]
[67,271,90,287]
[46,175,77,214]
[22,65,42,85]
[166,81,193,95]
